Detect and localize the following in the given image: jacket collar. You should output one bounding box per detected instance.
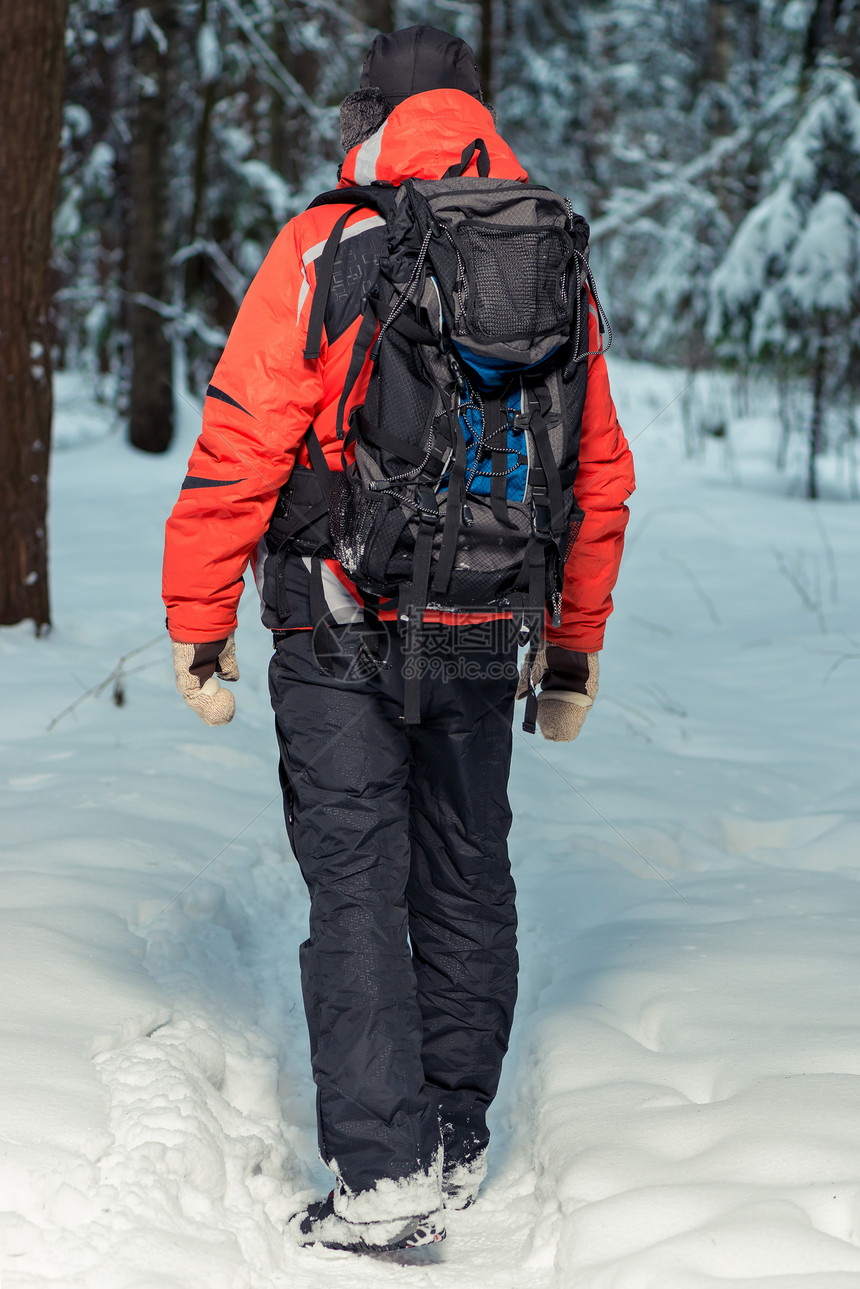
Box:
[339,89,528,187]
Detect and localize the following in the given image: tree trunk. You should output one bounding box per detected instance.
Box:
[478,0,502,105]
[268,16,291,180]
[704,0,734,136]
[352,0,395,33]
[127,0,176,453]
[704,0,733,84]
[274,21,319,189]
[183,0,219,309]
[803,0,844,74]
[808,350,826,500]
[0,0,67,631]
[189,0,218,248]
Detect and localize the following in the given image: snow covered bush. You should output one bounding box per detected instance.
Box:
[708,67,860,497]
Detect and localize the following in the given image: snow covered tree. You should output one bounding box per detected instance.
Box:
[708,67,860,496]
[58,0,373,411]
[0,0,68,630]
[497,0,589,202]
[584,0,804,364]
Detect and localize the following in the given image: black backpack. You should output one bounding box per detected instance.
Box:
[274,140,610,730]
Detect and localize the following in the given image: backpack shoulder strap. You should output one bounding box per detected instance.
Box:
[302,185,397,362]
[305,184,397,217]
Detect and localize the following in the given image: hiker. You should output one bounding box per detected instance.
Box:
[163,25,634,1252]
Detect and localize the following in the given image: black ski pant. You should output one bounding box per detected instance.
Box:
[268,623,519,1199]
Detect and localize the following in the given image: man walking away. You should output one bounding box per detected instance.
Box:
[163,25,634,1253]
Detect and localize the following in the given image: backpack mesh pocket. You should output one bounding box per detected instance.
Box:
[456,223,573,342]
[330,473,414,596]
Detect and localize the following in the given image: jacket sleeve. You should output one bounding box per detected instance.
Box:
[545,305,635,653]
[162,219,323,642]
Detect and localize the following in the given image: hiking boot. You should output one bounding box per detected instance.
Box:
[290,1191,445,1252]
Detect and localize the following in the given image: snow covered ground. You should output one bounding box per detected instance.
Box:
[1,363,859,1288]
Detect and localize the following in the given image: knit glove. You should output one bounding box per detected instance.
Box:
[516,644,599,742]
[171,634,239,725]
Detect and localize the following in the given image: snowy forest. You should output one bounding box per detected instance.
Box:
[3,3,860,1286]
[54,0,860,467]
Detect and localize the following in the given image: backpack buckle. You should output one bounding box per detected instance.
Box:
[416,486,439,524]
[531,488,552,539]
[447,353,469,395]
[427,443,453,481]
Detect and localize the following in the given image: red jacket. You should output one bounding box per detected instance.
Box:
[163,90,634,651]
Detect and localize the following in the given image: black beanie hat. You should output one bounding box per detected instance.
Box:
[359,25,483,107]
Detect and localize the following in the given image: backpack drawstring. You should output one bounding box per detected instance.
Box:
[372,228,433,359]
[563,251,613,378]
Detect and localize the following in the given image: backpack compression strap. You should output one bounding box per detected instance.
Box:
[527,386,565,543]
[430,399,469,596]
[483,396,516,530]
